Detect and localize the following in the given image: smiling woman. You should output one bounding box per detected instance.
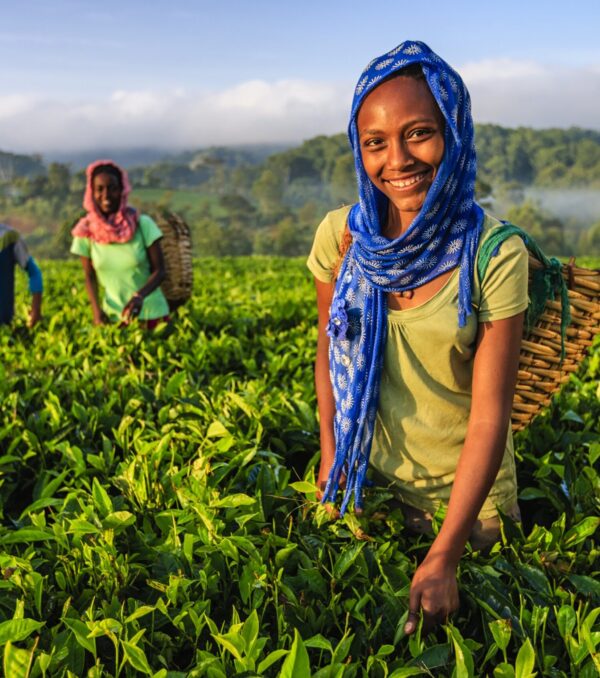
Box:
[307,41,529,636]
[70,160,169,328]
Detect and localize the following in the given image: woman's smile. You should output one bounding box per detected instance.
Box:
[384,169,431,191]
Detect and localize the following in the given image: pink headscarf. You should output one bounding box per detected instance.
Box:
[71,159,138,244]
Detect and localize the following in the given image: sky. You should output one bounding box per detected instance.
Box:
[1,0,600,155]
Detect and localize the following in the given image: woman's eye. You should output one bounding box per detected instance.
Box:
[364,138,383,148]
[409,128,434,139]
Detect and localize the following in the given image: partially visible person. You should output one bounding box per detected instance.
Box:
[0,223,43,327]
[70,159,169,328]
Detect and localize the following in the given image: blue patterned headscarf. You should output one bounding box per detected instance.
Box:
[322,40,484,514]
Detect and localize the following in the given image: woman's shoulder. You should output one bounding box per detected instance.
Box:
[70,234,91,257]
[319,204,352,238]
[476,212,529,277]
[474,212,530,321]
[479,212,528,256]
[307,204,353,283]
[138,213,159,234]
[137,214,163,245]
[138,213,157,226]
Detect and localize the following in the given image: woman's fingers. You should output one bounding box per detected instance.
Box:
[316,481,340,518]
[414,596,458,635]
[122,297,142,320]
[404,608,421,635]
[404,587,422,635]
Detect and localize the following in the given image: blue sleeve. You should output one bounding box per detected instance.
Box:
[25,256,43,294]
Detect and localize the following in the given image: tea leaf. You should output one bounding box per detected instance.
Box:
[122,640,153,674]
[62,618,96,655]
[280,629,311,678]
[0,619,44,645]
[515,637,536,678]
[3,641,34,678]
[489,619,512,652]
[447,624,474,678]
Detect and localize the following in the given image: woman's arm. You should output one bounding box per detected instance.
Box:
[24,257,43,327]
[80,256,106,325]
[405,310,525,634]
[121,241,166,320]
[315,278,337,491]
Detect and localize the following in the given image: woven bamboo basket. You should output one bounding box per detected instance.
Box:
[334,225,600,433]
[512,257,600,431]
[153,211,193,312]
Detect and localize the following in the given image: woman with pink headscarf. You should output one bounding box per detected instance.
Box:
[71,160,169,327]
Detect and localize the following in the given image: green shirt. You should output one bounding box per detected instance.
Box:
[71,215,169,321]
[307,206,529,519]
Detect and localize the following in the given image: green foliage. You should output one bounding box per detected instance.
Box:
[476,125,600,188]
[505,201,566,255]
[1,258,599,676]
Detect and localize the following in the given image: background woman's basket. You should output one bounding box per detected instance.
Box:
[512,256,600,431]
[153,211,193,312]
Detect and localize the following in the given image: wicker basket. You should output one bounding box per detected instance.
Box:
[153,211,193,312]
[512,257,600,431]
[333,224,600,433]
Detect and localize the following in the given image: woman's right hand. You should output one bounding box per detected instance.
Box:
[316,449,348,518]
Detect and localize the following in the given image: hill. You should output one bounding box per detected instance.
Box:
[1,125,600,257]
[0,150,45,182]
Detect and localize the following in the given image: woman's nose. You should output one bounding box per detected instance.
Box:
[387,139,414,169]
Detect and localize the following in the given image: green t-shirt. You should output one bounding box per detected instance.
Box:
[307,206,529,519]
[71,215,169,321]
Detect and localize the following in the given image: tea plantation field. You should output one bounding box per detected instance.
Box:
[1,258,599,677]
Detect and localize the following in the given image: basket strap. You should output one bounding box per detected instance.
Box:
[477,222,571,360]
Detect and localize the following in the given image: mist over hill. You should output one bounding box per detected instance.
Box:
[43,144,291,171]
[2,124,600,257]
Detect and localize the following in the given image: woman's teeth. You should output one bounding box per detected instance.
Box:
[387,172,426,188]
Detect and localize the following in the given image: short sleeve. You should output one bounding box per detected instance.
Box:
[307,206,350,283]
[13,237,30,269]
[478,234,529,322]
[71,236,91,258]
[138,215,163,248]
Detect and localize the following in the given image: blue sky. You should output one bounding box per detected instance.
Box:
[1,0,599,153]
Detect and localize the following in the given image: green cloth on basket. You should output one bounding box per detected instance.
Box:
[477,222,571,360]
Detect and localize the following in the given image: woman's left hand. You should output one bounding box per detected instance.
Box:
[122,294,144,321]
[404,551,459,635]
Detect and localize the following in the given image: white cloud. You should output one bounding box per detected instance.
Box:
[0,60,598,154]
[0,94,40,120]
[461,59,600,129]
[460,58,546,81]
[0,80,351,154]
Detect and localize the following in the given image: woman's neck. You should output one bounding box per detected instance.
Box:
[384,205,415,239]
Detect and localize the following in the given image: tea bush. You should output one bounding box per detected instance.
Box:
[1,258,598,677]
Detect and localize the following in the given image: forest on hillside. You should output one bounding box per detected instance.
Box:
[1,124,600,258]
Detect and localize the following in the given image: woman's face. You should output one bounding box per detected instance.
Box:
[357,74,445,231]
[92,171,122,216]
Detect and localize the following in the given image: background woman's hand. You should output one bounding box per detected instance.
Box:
[121,294,144,321]
[28,308,42,328]
[404,551,459,635]
[93,310,109,325]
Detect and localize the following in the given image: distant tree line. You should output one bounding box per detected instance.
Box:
[1,124,600,257]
